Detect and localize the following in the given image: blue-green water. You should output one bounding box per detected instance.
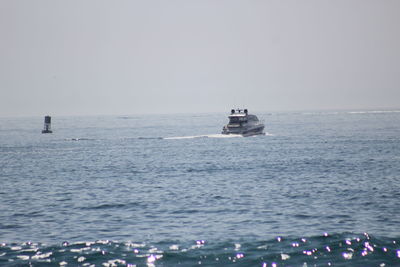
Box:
[1,110,400,266]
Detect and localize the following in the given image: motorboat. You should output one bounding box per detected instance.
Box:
[222,109,265,136]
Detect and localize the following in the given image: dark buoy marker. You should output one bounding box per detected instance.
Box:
[42,115,53,133]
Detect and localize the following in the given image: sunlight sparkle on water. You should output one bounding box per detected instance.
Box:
[342,252,353,260]
[364,242,374,252]
[236,253,244,259]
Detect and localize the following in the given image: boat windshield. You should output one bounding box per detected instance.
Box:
[229,117,247,124]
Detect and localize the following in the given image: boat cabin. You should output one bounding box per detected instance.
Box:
[228,109,259,125]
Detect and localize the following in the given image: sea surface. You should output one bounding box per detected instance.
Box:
[1,110,400,266]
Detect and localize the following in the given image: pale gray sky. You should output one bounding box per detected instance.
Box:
[1,0,399,116]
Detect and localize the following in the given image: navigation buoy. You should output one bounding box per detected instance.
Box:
[42,115,53,133]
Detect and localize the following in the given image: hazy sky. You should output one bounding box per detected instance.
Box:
[1,0,399,116]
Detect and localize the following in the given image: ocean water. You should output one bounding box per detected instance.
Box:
[1,110,400,266]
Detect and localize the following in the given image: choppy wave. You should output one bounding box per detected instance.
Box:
[1,233,399,266]
[137,137,163,140]
[2,113,400,267]
[64,138,96,141]
[347,110,400,114]
[299,110,400,116]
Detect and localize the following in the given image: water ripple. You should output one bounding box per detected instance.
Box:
[1,233,399,266]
